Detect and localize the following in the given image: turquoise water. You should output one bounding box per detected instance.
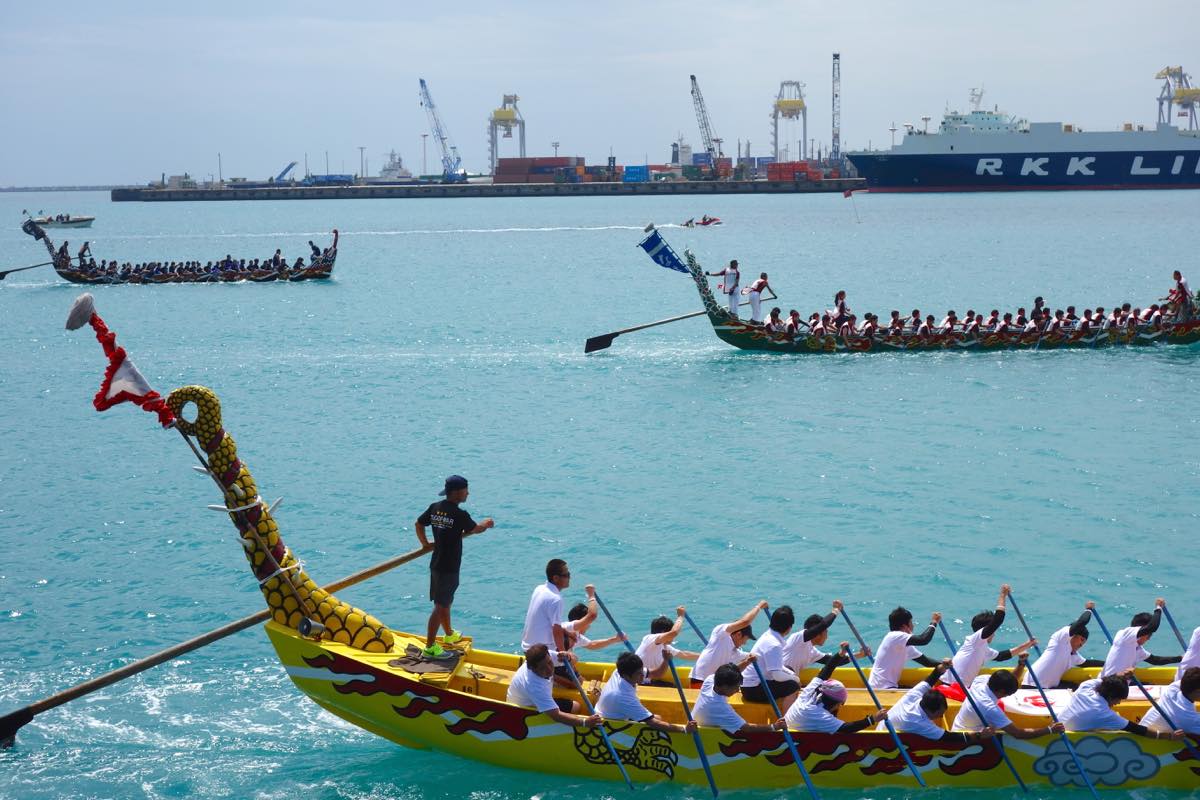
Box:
[1,189,1197,799]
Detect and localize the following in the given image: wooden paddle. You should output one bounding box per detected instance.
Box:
[584,290,777,353]
[845,647,925,787]
[938,624,1029,791]
[0,543,433,747]
[664,653,720,798]
[0,261,57,280]
[1023,652,1101,800]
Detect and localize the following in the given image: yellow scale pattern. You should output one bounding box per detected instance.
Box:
[166,385,394,652]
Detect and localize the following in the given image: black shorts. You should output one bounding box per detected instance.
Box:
[742,679,800,703]
[429,570,460,607]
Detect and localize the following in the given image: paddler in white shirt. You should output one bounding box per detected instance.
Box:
[783,599,870,675]
[747,272,772,323]
[940,584,1037,690]
[595,651,698,733]
[741,606,801,712]
[1024,602,1104,689]
[690,600,768,688]
[1100,599,1183,677]
[952,664,1065,740]
[705,259,740,317]
[634,607,701,686]
[1060,671,1184,740]
[868,607,943,690]
[881,659,995,744]
[1174,626,1200,684]
[1141,667,1200,734]
[785,642,888,732]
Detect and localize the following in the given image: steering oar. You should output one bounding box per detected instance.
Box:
[0,543,434,747]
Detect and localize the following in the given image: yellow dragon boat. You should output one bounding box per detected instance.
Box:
[62,296,1200,792]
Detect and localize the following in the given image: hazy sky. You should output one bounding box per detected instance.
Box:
[2,1,1197,185]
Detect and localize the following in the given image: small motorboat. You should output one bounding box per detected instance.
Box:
[681,215,722,228]
[25,212,95,228]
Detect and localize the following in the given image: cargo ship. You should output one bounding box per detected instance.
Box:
[848,75,1200,192]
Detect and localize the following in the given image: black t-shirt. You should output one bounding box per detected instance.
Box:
[417,500,476,573]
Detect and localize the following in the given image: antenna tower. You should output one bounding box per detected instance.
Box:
[831,53,842,160]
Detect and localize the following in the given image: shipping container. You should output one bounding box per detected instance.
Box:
[692,153,713,166]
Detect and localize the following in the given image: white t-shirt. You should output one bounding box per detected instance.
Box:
[1101,626,1150,677]
[783,633,828,673]
[692,675,746,733]
[881,682,946,740]
[943,629,999,686]
[742,629,793,687]
[521,582,564,653]
[506,662,558,713]
[595,672,652,722]
[1029,626,1085,688]
[1175,626,1200,685]
[692,624,746,683]
[1141,684,1200,734]
[1059,679,1128,731]
[870,631,923,690]
[784,677,844,732]
[719,268,739,295]
[635,633,681,679]
[951,675,1013,731]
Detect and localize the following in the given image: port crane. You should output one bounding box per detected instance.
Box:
[1157,66,1199,131]
[487,94,526,174]
[418,78,467,183]
[772,81,807,161]
[274,161,297,183]
[690,74,722,178]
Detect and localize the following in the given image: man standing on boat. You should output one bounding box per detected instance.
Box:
[705,259,740,317]
[415,475,494,658]
[747,272,772,324]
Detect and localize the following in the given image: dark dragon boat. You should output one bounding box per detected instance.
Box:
[638,226,1200,353]
[20,220,337,284]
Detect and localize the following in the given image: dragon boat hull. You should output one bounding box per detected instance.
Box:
[637,228,1200,353]
[266,623,1199,790]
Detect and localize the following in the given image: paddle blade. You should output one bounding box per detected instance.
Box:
[0,707,34,748]
[584,333,617,353]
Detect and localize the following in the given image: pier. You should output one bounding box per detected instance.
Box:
[110,178,865,202]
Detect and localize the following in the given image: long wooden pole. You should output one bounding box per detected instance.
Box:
[0,544,432,747]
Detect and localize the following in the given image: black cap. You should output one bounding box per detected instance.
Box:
[438,475,468,496]
[733,624,756,640]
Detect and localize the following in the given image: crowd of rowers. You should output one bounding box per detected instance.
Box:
[56,240,333,280]
[506,565,1200,745]
[703,262,1195,339]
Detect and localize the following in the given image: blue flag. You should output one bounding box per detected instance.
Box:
[638,229,688,274]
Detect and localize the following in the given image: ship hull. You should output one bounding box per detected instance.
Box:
[848,150,1200,192]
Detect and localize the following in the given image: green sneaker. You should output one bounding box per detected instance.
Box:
[442,630,464,644]
[422,643,446,658]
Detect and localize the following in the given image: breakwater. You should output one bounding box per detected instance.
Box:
[110,178,864,202]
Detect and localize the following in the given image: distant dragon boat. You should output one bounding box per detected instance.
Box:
[50,295,1200,792]
[638,227,1200,353]
[20,220,337,284]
